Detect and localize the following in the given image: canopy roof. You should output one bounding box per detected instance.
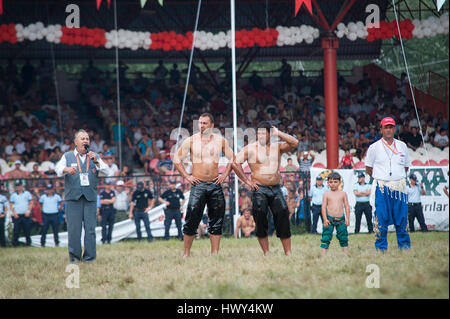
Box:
[0,0,406,62]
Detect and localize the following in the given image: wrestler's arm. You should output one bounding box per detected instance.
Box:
[232,146,258,190]
[275,128,300,154]
[174,137,200,185]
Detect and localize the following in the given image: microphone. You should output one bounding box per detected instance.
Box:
[84,144,89,153]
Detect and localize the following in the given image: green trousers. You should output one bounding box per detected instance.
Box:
[320,214,348,249]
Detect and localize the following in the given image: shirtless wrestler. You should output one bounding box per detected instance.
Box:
[233,121,299,255]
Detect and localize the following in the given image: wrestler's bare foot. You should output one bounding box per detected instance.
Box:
[321,248,328,254]
[342,247,349,253]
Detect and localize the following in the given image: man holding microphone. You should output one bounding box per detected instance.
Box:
[56,129,110,263]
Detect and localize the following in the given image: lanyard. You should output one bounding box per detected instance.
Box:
[76,153,89,173]
[381,138,399,155]
[381,139,398,176]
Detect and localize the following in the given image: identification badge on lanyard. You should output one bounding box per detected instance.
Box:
[80,173,90,186]
[76,153,90,186]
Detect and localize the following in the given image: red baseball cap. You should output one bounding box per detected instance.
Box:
[380,117,396,127]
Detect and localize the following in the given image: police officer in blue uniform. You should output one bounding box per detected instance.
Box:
[308,176,328,234]
[353,172,373,233]
[407,174,428,232]
[129,181,155,242]
[39,183,63,247]
[159,180,185,241]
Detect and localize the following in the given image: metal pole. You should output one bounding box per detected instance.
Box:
[230,0,240,235]
[113,0,122,170]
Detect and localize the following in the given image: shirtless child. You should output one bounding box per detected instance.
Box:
[173,113,256,258]
[234,122,299,255]
[320,172,350,253]
[235,208,256,239]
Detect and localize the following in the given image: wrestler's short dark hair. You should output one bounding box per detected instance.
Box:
[257,121,272,133]
[199,113,214,124]
[328,172,341,181]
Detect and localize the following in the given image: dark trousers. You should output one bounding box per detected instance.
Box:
[101,210,115,243]
[0,216,5,247]
[13,215,31,246]
[408,203,428,232]
[183,182,225,236]
[134,211,153,241]
[41,213,60,246]
[354,202,373,233]
[311,205,323,234]
[164,208,183,240]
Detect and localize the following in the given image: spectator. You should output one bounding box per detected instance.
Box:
[99,181,116,244]
[113,180,130,222]
[169,63,180,84]
[284,158,297,172]
[234,208,256,239]
[157,150,173,174]
[393,91,407,109]
[7,160,28,180]
[239,188,252,213]
[9,181,33,246]
[433,128,449,150]
[30,192,42,234]
[406,126,423,151]
[341,130,355,150]
[338,149,355,169]
[278,59,292,90]
[154,60,168,83]
[44,134,60,151]
[90,133,105,154]
[44,162,57,178]
[39,183,63,247]
[137,134,157,174]
[286,181,298,221]
[298,151,314,173]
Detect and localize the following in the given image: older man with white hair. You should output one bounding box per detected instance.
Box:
[55,129,110,263]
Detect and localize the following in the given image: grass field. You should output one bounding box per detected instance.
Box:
[0,232,448,299]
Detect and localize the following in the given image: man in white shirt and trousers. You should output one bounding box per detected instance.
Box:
[56,129,110,263]
[365,117,411,251]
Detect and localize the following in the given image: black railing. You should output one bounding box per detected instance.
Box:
[0,170,312,237]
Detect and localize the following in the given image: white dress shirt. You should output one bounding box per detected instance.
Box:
[55,148,110,177]
[365,138,410,181]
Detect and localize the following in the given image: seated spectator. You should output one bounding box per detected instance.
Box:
[406,127,423,151]
[234,208,256,239]
[393,91,407,109]
[434,128,449,150]
[90,133,105,154]
[311,130,325,152]
[7,160,28,179]
[60,137,72,153]
[44,134,60,151]
[342,130,355,150]
[137,134,157,174]
[44,163,57,178]
[284,158,298,172]
[338,149,355,169]
[157,150,173,174]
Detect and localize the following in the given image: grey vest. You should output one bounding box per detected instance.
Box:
[63,151,99,202]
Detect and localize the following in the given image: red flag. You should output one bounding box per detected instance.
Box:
[295,0,312,16]
[96,0,111,10]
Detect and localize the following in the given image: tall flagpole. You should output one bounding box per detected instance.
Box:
[230,0,240,236]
